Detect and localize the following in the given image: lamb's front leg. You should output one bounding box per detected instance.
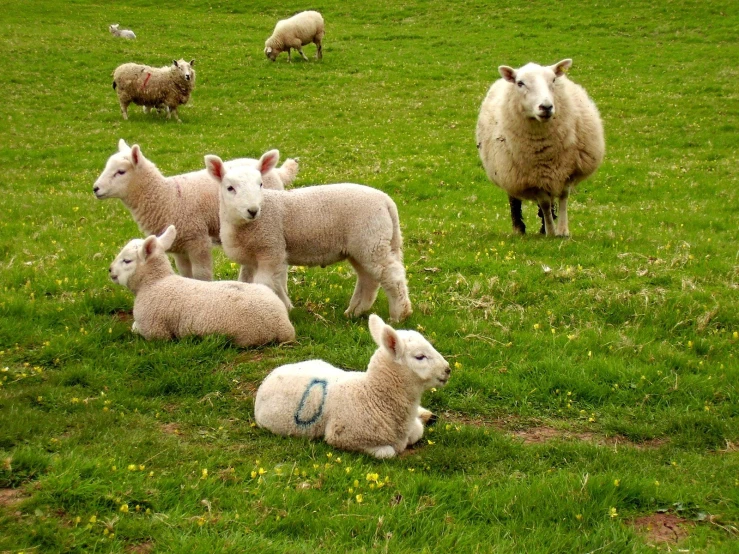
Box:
[297,47,309,61]
[406,418,424,447]
[556,189,570,237]
[253,264,292,310]
[364,445,396,459]
[172,253,193,278]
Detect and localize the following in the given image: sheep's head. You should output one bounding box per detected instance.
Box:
[264,46,279,61]
[172,59,196,82]
[369,314,451,389]
[109,24,119,33]
[499,59,572,122]
[93,139,146,200]
[109,226,177,289]
[205,150,280,225]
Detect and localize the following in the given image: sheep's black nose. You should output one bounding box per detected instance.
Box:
[248,209,258,217]
[93,186,99,193]
[445,366,451,376]
[539,104,553,113]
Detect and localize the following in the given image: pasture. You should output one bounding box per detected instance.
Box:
[0,0,737,551]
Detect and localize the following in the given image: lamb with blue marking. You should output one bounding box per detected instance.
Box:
[254,315,450,458]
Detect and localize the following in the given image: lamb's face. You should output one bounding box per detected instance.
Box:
[93,150,134,200]
[500,60,572,122]
[173,59,195,82]
[109,239,143,288]
[396,330,452,389]
[219,166,264,224]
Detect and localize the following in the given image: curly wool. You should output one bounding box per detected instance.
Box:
[265,10,324,61]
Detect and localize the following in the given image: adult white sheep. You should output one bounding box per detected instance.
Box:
[94,139,299,281]
[255,314,449,458]
[110,225,295,346]
[112,59,195,122]
[205,150,412,322]
[476,58,605,236]
[109,24,136,39]
[264,10,324,62]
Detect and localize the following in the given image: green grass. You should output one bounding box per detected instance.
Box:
[1,0,738,551]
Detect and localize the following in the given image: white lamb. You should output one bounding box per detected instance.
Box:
[264,10,324,62]
[110,225,295,346]
[254,314,450,458]
[205,150,412,322]
[109,24,136,39]
[94,139,299,281]
[476,58,605,236]
[112,59,195,122]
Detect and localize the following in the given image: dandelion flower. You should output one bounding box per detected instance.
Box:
[613,479,620,487]
[120,504,129,513]
[356,494,363,503]
[609,507,618,518]
[201,468,208,479]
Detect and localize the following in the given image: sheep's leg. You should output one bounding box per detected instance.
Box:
[168,106,182,123]
[119,100,130,121]
[297,46,309,61]
[172,253,193,278]
[131,321,140,334]
[555,190,570,237]
[538,198,556,236]
[417,406,437,426]
[286,48,292,62]
[364,445,396,459]
[407,418,424,446]
[238,264,254,282]
[189,247,213,281]
[508,196,526,234]
[379,259,412,322]
[315,39,323,59]
[537,204,557,235]
[254,265,292,310]
[345,259,380,318]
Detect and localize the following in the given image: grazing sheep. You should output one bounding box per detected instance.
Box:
[255,314,450,458]
[110,225,295,346]
[476,58,605,236]
[109,24,136,39]
[94,139,299,281]
[264,10,324,62]
[112,59,196,122]
[205,150,412,322]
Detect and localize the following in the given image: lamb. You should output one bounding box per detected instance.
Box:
[476,58,605,236]
[254,314,450,458]
[94,139,299,281]
[109,225,295,346]
[205,150,412,322]
[112,59,196,122]
[109,24,136,39]
[264,10,324,62]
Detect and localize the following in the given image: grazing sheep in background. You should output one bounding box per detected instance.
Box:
[109,24,136,39]
[476,58,605,236]
[205,150,412,322]
[93,139,299,281]
[255,314,450,458]
[110,226,295,346]
[264,10,324,62]
[112,59,196,122]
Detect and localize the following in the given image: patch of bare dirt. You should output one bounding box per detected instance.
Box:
[126,542,155,553]
[161,423,181,435]
[0,488,26,508]
[631,513,692,545]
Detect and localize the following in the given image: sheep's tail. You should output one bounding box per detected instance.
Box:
[386,196,403,256]
[277,158,299,188]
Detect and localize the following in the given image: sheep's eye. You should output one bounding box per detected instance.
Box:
[116,169,126,176]
[259,182,264,188]
[227,186,235,193]
[517,81,525,88]
[414,354,427,361]
[123,259,132,264]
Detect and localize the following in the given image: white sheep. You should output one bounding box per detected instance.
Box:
[109,24,136,39]
[476,58,605,236]
[205,150,412,322]
[94,139,299,281]
[112,59,196,122]
[264,10,324,62]
[254,314,450,458]
[110,225,295,346]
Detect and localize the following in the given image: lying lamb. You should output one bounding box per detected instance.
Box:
[205,150,412,322]
[476,58,605,236]
[265,10,324,62]
[109,24,136,39]
[94,139,299,281]
[255,314,450,458]
[112,59,195,122]
[110,225,295,346]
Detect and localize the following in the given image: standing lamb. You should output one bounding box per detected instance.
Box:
[254,314,450,458]
[205,150,412,322]
[110,225,295,346]
[476,58,605,236]
[93,139,299,281]
[264,10,324,62]
[109,24,136,39]
[112,59,196,122]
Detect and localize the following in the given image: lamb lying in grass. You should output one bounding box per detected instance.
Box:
[254,314,450,458]
[109,225,295,346]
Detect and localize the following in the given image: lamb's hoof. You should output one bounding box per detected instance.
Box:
[367,445,396,459]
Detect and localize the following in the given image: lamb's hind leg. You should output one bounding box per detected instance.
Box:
[345,259,380,318]
[315,38,323,59]
[509,196,526,234]
[189,245,213,281]
[538,197,557,236]
[380,259,412,322]
[364,445,396,459]
[172,253,193,278]
[555,189,570,237]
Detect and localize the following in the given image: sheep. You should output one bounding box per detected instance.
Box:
[112,59,196,122]
[254,314,449,458]
[204,150,412,322]
[264,10,324,62]
[93,139,299,281]
[109,225,295,346]
[476,58,605,237]
[109,24,136,39]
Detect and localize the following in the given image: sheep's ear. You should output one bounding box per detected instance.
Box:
[118,138,130,152]
[258,150,280,175]
[173,59,179,67]
[205,155,226,183]
[265,47,272,54]
[499,65,516,83]
[158,225,177,251]
[141,235,158,261]
[130,144,142,166]
[551,59,572,77]
[189,59,195,67]
[369,315,404,360]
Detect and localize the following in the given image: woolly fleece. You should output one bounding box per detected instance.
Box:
[265,10,324,62]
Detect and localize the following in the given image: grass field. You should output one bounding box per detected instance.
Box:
[1,0,738,551]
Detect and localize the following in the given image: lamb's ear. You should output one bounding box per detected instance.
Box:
[173,59,179,67]
[258,150,280,175]
[189,59,195,67]
[130,144,142,166]
[265,47,272,54]
[118,138,130,152]
[499,65,516,83]
[158,225,177,251]
[141,235,158,261]
[204,155,226,183]
[369,315,404,360]
[551,59,572,77]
